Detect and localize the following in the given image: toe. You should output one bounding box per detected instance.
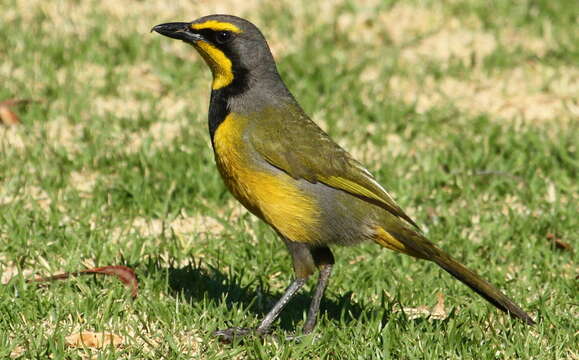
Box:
[213,327,254,344]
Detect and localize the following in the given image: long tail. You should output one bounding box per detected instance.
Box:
[374,226,535,325]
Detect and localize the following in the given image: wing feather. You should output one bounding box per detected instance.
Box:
[249,104,419,229]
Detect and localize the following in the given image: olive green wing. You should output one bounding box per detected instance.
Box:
[249,105,419,229]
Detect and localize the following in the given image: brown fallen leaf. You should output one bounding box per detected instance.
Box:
[546,233,573,252]
[395,292,448,320]
[0,99,37,126]
[9,345,25,359]
[430,292,447,320]
[0,104,20,125]
[85,266,139,298]
[65,331,123,348]
[28,265,138,298]
[397,305,432,319]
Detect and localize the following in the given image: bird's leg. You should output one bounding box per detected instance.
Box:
[303,246,334,334]
[303,263,332,334]
[256,277,307,334]
[214,239,314,343]
[213,277,306,342]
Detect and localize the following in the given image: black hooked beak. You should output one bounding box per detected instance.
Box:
[151,22,204,42]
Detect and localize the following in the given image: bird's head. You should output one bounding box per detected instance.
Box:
[153,15,277,92]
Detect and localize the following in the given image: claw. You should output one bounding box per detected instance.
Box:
[284,333,305,342]
[213,327,255,344]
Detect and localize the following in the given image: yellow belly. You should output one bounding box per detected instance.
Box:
[212,113,320,243]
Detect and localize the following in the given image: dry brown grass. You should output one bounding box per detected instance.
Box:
[339,2,576,125]
[389,64,578,124]
[2,0,572,162]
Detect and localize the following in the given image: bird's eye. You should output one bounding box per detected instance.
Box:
[215,31,233,44]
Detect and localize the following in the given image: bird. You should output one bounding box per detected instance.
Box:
[152,14,535,340]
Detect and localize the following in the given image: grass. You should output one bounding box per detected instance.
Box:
[0,0,577,358]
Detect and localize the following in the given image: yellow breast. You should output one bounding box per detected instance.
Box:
[212,113,320,243]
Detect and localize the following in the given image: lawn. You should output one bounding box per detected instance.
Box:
[0,0,577,358]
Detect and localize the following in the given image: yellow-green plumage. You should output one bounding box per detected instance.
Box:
[153,14,535,339]
[213,112,321,243]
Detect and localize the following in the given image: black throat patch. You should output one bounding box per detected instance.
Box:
[200,30,252,141]
[208,71,249,142]
[208,89,230,141]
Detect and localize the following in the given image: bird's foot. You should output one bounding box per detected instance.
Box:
[213,327,271,344]
[214,327,315,344]
[284,333,306,342]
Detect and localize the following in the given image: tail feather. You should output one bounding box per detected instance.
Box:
[431,251,535,325]
[375,226,535,325]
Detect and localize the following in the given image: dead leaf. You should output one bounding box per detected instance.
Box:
[430,292,448,320]
[9,345,25,358]
[84,266,139,297]
[546,233,573,252]
[395,292,448,320]
[0,105,19,125]
[65,332,123,348]
[397,305,432,319]
[0,99,36,126]
[28,265,139,298]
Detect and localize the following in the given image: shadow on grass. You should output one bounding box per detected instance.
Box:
[158,260,369,332]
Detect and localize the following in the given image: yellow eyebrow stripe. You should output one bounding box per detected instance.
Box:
[191,20,242,33]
